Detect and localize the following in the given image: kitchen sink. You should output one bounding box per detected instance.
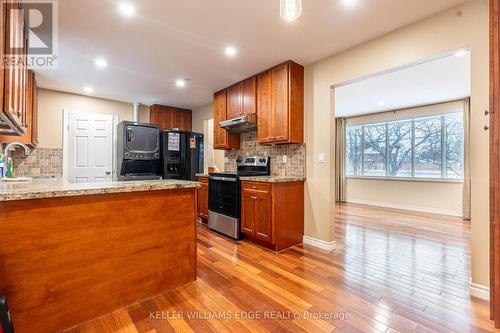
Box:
[31,175,57,180]
[0,175,57,183]
[0,177,32,182]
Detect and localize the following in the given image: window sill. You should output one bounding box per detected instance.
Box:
[346,176,464,184]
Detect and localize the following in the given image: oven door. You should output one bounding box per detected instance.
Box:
[208,176,240,218]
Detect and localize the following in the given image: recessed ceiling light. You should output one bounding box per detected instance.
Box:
[94,57,108,69]
[342,0,359,8]
[378,101,385,106]
[454,49,467,57]
[280,0,302,21]
[225,46,237,57]
[118,2,136,17]
[84,86,94,93]
[176,79,187,88]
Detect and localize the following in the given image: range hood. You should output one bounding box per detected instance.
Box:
[219,114,257,133]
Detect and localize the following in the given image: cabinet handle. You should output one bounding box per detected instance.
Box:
[485,110,490,116]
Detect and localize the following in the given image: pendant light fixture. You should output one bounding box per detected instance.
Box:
[280,0,302,22]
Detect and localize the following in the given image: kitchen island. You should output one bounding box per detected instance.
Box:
[0,179,199,333]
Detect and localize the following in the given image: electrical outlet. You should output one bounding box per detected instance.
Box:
[224,157,229,163]
[282,155,288,163]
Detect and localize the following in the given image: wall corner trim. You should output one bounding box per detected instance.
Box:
[470,282,490,301]
[303,235,336,251]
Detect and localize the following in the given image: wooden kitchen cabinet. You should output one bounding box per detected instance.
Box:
[226,83,242,119]
[0,0,30,136]
[241,180,304,251]
[213,90,240,150]
[197,176,209,221]
[150,104,192,131]
[226,76,257,120]
[257,61,304,145]
[0,70,39,146]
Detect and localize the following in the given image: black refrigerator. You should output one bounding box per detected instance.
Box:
[161,131,204,181]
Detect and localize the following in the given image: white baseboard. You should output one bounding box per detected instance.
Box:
[347,199,464,217]
[470,283,490,301]
[303,235,336,251]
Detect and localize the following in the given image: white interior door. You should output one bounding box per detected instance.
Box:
[66,113,114,183]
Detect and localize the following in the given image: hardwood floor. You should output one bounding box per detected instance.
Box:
[64,203,495,333]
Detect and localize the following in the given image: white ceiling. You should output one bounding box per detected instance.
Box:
[334,50,471,118]
[36,0,466,109]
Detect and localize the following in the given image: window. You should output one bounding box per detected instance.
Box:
[345,112,464,180]
[346,126,362,176]
[363,124,386,176]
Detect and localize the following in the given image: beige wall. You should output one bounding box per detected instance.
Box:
[346,178,464,216]
[38,89,150,149]
[304,0,489,287]
[193,103,225,172]
[192,103,213,134]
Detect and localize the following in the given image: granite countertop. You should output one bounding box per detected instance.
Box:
[239,176,306,183]
[0,178,200,202]
[195,173,209,178]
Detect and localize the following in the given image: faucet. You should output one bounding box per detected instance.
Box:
[3,143,31,177]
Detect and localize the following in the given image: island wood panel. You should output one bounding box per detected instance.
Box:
[0,188,197,333]
[67,204,495,333]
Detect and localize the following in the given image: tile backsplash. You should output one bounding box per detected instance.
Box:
[6,147,63,176]
[225,131,306,177]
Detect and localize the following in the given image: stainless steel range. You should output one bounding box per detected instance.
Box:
[208,156,270,239]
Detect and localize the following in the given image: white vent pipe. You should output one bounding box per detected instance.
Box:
[133,102,140,122]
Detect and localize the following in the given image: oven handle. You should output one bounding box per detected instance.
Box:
[209,176,238,182]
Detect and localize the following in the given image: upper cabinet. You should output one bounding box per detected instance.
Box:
[213,90,240,150]
[257,61,304,145]
[212,60,303,150]
[0,0,29,136]
[150,104,192,132]
[0,70,39,147]
[226,76,257,120]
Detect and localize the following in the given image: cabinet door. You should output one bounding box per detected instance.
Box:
[213,90,227,148]
[173,109,183,129]
[4,3,23,130]
[226,83,242,119]
[270,63,289,142]
[241,191,256,236]
[30,73,39,146]
[197,181,208,220]
[257,71,272,144]
[254,192,272,242]
[181,110,192,131]
[242,76,256,116]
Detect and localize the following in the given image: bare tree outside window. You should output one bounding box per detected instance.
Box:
[363,124,386,176]
[445,113,464,179]
[346,126,362,175]
[345,112,464,180]
[388,121,412,177]
[415,116,442,178]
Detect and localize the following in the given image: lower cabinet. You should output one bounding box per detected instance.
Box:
[241,180,304,251]
[197,176,209,221]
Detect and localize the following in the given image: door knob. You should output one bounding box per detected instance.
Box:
[105,171,111,175]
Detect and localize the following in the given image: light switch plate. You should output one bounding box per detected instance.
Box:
[224,157,229,163]
[283,155,288,163]
[319,153,325,163]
